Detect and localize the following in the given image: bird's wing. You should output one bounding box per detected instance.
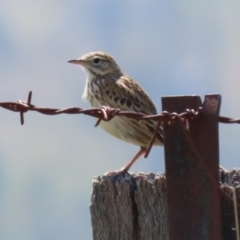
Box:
[101,75,163,145]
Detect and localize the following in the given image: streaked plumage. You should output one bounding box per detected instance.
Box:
[68,52,163,172]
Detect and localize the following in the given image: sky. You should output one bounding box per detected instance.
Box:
[1,1,240,239]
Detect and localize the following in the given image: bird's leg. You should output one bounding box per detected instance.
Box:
[104,146,147,176]
[121,146,147,173]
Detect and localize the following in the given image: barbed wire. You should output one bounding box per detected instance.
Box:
[1,91,240,124]
[1,91,240,158]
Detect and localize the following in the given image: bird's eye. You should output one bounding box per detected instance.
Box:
[93,58,100,64]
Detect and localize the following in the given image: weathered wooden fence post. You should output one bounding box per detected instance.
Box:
[162,95,222,240]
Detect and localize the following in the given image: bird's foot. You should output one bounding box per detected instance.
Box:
[103,168,131,178]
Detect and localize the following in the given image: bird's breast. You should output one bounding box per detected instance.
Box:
[82,75,105,106]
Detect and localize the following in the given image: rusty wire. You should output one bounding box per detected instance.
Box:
[1,91,240,159]
[1,91,239,124]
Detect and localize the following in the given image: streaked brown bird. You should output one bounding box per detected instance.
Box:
[68,52,163,173]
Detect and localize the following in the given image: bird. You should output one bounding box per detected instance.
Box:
[68,51,163,173]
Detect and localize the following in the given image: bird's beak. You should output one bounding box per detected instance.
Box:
[68,59,85,65]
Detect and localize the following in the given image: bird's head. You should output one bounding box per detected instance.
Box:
[68,52,122,78]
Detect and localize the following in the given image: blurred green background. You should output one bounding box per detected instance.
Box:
[0,1,240,239]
